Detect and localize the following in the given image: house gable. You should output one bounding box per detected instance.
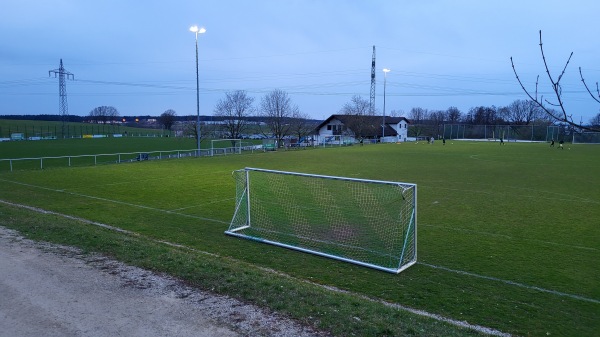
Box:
[315,115,347,136]
[315,115,410,139]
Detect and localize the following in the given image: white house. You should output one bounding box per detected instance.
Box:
[314,114,410,144]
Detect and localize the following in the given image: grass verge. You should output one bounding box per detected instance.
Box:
[0,201,487,337]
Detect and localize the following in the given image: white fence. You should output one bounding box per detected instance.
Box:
[0,144,260,172]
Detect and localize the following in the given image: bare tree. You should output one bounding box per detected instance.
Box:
[446,106,461,123]
[184,117,213,145]
[505,99,544,125]
[429,110,445,137]
[106,107,119,124]
[259,89,298,146]
[389,109,405,117]
[409,107,428,124]
[159,109,177,131]
[340,95,371,116]
[590,112,600,127]
[511,30,599,132]
[580,68,600,105]
[339,95,373,138]
[214,90,255,139]
[469,106,499,125]
[288,111,315,142]
[88,106,119,124]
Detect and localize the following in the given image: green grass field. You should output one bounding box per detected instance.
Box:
[0,139,598,336]
[0,136,196,158]
[0,119,173,139]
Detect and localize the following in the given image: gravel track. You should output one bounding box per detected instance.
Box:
[0,226,326,337]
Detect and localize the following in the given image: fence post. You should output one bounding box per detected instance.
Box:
[531,125,534,141]
[40,158,43,170]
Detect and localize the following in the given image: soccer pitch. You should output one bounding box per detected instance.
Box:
[0,141,598,336]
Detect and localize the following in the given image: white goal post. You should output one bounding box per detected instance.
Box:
[210,139,242,156]
[225,167,417,274]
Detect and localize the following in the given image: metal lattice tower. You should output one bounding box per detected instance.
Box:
[49,59,74,138]
[369,45,376,114]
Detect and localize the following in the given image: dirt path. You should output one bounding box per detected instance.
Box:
[0,226,324,337]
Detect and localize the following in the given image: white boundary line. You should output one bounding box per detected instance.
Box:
[0,178,229,225]
[0,199,511,337]
[169,197,235,212]
[0,179,600,304]
[2,179,598,305]
[419,262,600,305]
[421,223,598,252]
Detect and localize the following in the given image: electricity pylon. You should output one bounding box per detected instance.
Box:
[370,45,376,114]
[49,59,74,138]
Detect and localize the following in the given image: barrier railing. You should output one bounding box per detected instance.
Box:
[0,148,214,172]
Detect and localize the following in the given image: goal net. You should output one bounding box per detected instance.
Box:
[210,139,242,156]
[226,167,417,273]
[572,132,600,144]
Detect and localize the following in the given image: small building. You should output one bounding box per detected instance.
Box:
[10,133,25,141]
[314,114,410,144]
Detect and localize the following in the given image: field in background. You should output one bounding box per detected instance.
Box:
[0,136,197,159]
[0,119,172,139]
[0,140,598,336]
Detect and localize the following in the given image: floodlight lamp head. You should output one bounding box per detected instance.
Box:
[383,68,391,73]
[190,26,206,34]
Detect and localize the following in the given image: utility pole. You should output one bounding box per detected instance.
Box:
[49,59,74,139]
[370,45,376,115]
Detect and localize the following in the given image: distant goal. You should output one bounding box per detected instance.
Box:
[572,132,600,144]
[210,139,242,156]
[225,167,417,273]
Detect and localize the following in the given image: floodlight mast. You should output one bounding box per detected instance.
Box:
[382,68,390,141]
[190,25,206,156]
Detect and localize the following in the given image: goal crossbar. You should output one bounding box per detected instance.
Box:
[225,167,417,274]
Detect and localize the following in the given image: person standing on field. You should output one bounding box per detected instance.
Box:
[550,139,555,147]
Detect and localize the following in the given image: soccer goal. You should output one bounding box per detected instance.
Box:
[225,167,417,274]
[210,139,242,156]
[572,132,600,144]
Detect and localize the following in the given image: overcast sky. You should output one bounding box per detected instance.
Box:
[1,0,599,122]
